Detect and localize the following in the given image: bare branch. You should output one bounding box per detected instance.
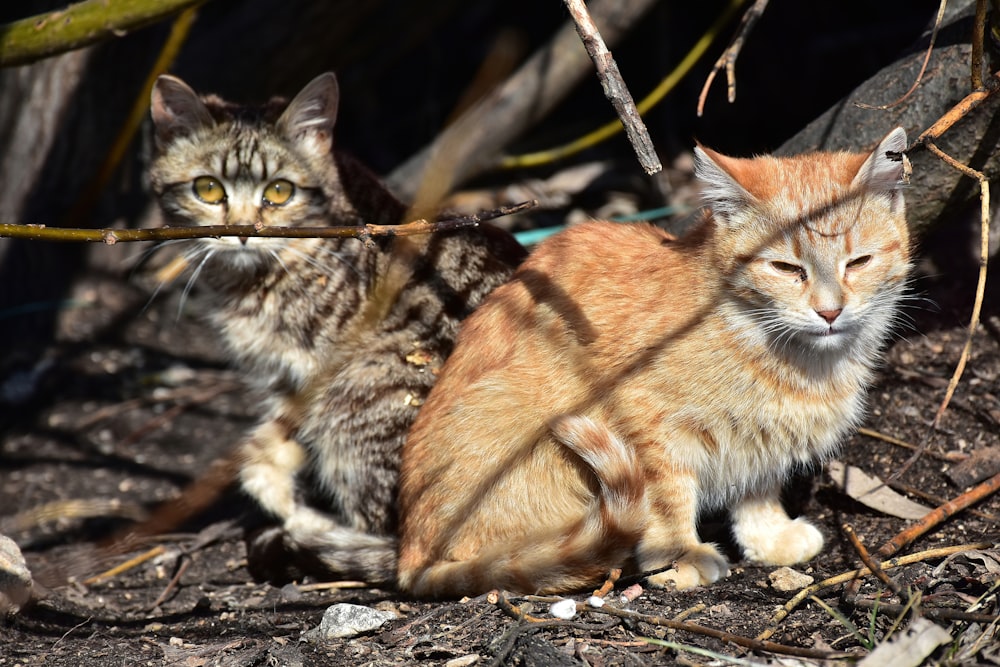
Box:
[696,0,767,117]
[0,201,537,244]
[563,0,661,174]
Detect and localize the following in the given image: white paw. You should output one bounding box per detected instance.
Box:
[742,518,823,565]
[646,543,730,590]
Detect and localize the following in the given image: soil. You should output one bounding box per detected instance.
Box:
[1,210,999,666]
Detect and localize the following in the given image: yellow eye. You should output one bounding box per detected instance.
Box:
[263,179,295,206]
[193,176,226,204]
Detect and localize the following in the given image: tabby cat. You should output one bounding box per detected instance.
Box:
[398,129,910,597]
[149,72,525,583]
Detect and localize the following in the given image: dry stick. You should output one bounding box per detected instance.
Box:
[973,0,988,89]
[563,0,661,174]
[490,590,848,660]
[856,426,967,463]
[851,597,999,625]
[388,0,661,200]
[887,481,1000,522]
[585,604,851,660]
[696,0,768,116]
[757,542,995,641]
[854,0,946,111]
[878,472,1000,561]
[149,554,191,609]
[0,200,537,244]
[82,545,165,585]
[843,471,1000,603]
[842,524,902,595]
[592,568,622,598]
[923,142,990,427]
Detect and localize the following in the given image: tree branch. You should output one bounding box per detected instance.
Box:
[0,201,537,244]
[0,0,205,68]
[562,0,660,174]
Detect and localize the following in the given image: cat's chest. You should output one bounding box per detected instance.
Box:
[686,362,866,507]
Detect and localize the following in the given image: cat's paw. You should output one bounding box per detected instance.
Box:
[645,543,730,590]
[741,517,824,565]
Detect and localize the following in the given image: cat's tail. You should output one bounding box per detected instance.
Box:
[249,509,397,586]
[399,415,647,598]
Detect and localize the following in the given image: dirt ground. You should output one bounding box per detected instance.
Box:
[1,203,999,665]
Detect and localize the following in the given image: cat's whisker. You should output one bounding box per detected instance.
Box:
[302,243,363,279]
[267,248,294,279]
[177,248,215,321]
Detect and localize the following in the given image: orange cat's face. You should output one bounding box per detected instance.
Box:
[696,129,910,360]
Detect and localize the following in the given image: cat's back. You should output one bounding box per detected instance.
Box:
[452,220,714,370]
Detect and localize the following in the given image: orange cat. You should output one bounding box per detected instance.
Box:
[397,129,910,597]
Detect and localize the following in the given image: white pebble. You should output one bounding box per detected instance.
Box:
[586,595,605,608]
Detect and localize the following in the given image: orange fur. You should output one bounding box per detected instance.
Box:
[398,130,911,598]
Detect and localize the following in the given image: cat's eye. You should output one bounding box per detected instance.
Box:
[846,255,872,270]
[770,261,806,280]
[193,176,226,204]
[263,179,295,206]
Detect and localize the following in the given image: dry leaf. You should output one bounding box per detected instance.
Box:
[827,460,932,520]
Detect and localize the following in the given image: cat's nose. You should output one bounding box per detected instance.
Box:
[816,308,842,324]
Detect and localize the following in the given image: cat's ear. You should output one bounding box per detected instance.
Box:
[851,128,907,209]
[694,145,754,221]
[278,72,339,154]
[151,75,215,147]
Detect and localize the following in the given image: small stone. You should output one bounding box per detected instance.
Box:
[769,566,814,592]
[305,603,396,641]
[586,595,605,608]
[0,534,32,616]
[444,655,480,667]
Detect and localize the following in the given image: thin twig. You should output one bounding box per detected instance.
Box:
[149,554,191,609]
[500,0,743,169]
[973,0,988,89]
[921,142,990,427]
[0,200,537,244]
[82,545,166,586]
[854,0,946,111]
[917,70,1000,142]
[757,542,994,641]
[856,427,967,463]
[842,524,902,595]
[563,0,661,174]
[586,604,852,660]
[592,568,622,598]
[876,472,1000,561]
[696,0,767,116]
[852,596,998,625]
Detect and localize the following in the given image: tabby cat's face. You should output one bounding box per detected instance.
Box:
[696,129,910,357]
[150,74,342,270]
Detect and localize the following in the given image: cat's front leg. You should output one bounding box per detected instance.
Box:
[730,488,824,565]
[639,472,729,589]
[239,417,308,521]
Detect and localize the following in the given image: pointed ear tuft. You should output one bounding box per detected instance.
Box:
[694,145,753,221]
[851,127,908,192]
[277,72,339,153]
[150,75,215,147]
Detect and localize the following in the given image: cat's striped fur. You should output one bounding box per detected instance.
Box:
[398,129,910,597]
[149,73,525,583]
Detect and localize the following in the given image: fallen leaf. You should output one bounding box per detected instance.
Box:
[857,617,951,667]
[827,461,932,520]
